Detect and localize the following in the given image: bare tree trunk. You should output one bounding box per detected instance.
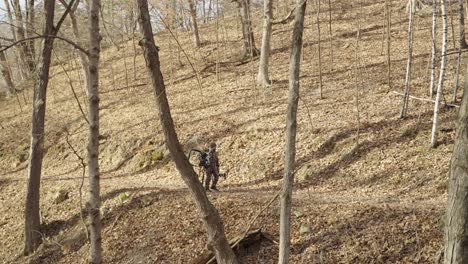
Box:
[87,0,103,262]
[400,0,414,119]
[257,0,273,86]
[12,0,35,74]
[23,0,56,255]
[26,0,36,65]
[386,0,392,88]
[454,0,467,102]
[444,62,468,264]
[431,0,448,148]
[449,0,457,49]
[317,0,323,99]
[459,0,468,48]
[278,0,306,263]
[430,0,437,98]
[4,0,17,41]
[59,0,90,97]
[0,50,15,97]
[136,1,238,263]
[188,0,201,47]
[328,0,333,72]
[237,0,259,58]
[453,49,462,102]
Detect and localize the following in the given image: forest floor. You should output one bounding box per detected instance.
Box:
[0,0,462,263]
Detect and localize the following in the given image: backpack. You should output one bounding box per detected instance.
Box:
[198,150,210,168]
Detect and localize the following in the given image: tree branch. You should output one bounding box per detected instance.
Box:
[0,35,89,55]
[54,0,77,33]
[272,7,297,25]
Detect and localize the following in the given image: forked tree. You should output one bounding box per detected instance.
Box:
[278,0,307,262]
[136,0,238,263]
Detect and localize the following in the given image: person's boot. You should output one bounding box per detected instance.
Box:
[205,185,211,192]
[211,186,219,192]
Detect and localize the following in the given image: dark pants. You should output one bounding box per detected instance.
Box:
[205,166,219,188]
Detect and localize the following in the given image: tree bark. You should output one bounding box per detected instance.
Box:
[400,0,414,119]
[444,62,468,263]
[136,0,238,263]
[87,0,103,263]
[188,0,201,47]
[257,0,273,86]
[0,50,15,97]
[23,0,56,255]
[431,0,448,148]
[278,0,306,263]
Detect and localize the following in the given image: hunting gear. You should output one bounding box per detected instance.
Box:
[188,142,226,192]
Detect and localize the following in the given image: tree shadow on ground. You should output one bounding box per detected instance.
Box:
[31,187,188,263]
[227,107,455,191]
[290,203,443,262]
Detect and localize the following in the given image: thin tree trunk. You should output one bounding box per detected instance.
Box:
[188,0,201,47]
[136,1,238,263]
[216,0,220,82]
[4,0,17,41]
[453,50,462,102]
[238,0,258,58]
[26,0,35,64]
[257,0,273,86]
[59,0,90,97]
[430,0,437,98]
[12,0,35,74]
[317,0,323,99]
[459,0,468,48]
[444,63,468,264]
[449,0,457,49]
[203,0,207,23]
[386,0,392,88]
[431,0,448,148]
[87,0,103,262]
[278,0,306,263]
[328,0,333,72]
[23,0,56,255]
[400,0,414,119]
[0,50,15,96]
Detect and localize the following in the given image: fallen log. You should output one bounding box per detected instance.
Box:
[191,229,265,264]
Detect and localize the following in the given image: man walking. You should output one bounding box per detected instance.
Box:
[205,142,220,192]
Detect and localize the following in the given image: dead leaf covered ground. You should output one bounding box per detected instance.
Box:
[0,0,457,263]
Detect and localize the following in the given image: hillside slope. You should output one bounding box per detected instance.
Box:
[0,0,458,263]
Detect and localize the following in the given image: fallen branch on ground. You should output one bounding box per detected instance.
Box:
[392,91,459,108]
